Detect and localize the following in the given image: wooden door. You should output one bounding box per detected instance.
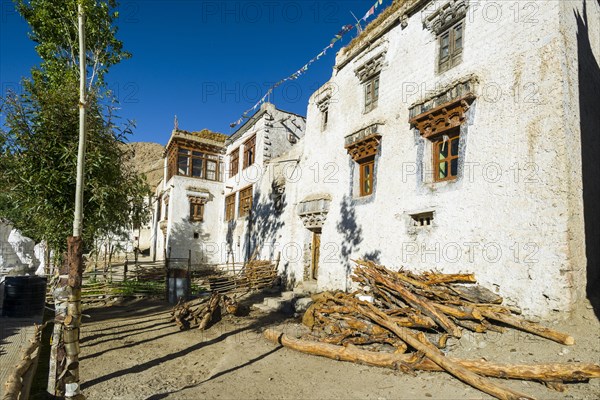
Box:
[311,231,321,280]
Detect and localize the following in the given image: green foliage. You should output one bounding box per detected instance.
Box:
[15,0,130,88]
[0,0,149,255]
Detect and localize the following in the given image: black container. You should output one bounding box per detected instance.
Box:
[1,276,47,318]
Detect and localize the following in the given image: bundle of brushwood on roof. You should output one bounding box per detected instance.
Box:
[264,260,600,400]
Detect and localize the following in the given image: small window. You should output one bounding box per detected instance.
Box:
[410,211,434,227]
[238,186,253,217]
[433,129,460,182]
[243,136,256,169]
[225,193,236,222]
[359,157,375,196]
[229,148,239,178]
[364,75,380,113]
[189,197,205,222]
[164,197,169,221]
[438,21,464,73]
[322,108,329,131]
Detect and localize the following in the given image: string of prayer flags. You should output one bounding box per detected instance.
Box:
[230,1,391,128]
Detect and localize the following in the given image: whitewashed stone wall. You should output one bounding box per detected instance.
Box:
[237,0,599,318]
[0,222,42,275]
[218,103,306,265]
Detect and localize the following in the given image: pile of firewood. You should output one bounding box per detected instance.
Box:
[265,260,600,400]
[170,292,221,330]
[244,260,277,289]
[170,293,245,330]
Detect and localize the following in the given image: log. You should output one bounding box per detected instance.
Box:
[480,310,574,346]
[433,303,484,321]
[360,268,463,337]
[3,322,48,400]
[351,300,535,400]
[199,292,221,330]
[422,272,477,285]
[263,329,600,383]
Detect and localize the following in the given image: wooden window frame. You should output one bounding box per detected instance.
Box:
[225,193,236,222]
[432,128,460,182]
[438,21,464,73]
[243,136,256,169]
[322,108,329,131]
[170,147,223,182]
[358,156,375,197]
[364,74,380,113]
[238,185,253,218]
[164,197,169,221]
[189,197,205,222]
[229,148,239,178]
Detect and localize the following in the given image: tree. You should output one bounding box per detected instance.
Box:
[0,0,145,258]
[0,1,148,397]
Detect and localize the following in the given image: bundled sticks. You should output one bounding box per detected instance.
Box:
[170,292,221,331]
[265,260,599,400]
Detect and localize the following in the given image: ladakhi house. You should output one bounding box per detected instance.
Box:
[151,0,600,318]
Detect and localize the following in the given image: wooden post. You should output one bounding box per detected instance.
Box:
[164,248,169,302]
[187,249,192,300]
[62,236,85,399]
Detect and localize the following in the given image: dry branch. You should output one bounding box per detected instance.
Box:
[286,261,592,400]
[264,329,600,383]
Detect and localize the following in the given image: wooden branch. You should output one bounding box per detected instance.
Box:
[480,310,574,345]
[3,322,48,400]
[350,300,535,400]
[422,272,477,285]
[362,268,463,337]
[264,329,600,383]
[433,303,484,321]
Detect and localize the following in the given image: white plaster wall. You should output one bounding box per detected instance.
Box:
[218,104,306,265]
[0,222,42,275]
[163,175,224,264]
[262,0,585,317]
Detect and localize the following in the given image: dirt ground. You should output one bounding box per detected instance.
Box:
[64,294,599,400]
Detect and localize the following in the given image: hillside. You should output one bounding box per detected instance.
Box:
[124,142,165,190]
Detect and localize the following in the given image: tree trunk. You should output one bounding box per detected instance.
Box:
[62,236,85,399]
[263,329,600,383]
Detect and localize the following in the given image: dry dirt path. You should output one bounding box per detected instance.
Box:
[74,298,600,400]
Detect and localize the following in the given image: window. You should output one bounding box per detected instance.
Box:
[438,21,463,73]
[175,147,223,181]
[164,197,169,220]
[229,148,239,177]
[225,193,236,222]
[410,211,434,227]
[433,129,460,182]
[238,186,253,217]
[322,108,329,131]
[359,157,375,196]
[344,129,381,198]
[243,136,256,169]
[364,75,379,113]
[189,197,205,222]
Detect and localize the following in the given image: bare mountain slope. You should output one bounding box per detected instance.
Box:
[124,142,164,190]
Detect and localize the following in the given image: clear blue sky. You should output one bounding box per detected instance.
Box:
[1,0,382,145]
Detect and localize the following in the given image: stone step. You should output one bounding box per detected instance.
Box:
[281,291,296,300]
[294,281,318,294]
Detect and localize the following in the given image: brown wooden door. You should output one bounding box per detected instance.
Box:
[311,231,321,280]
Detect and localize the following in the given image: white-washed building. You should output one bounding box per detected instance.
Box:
[151,129,228,264]
[150,0,600,318]
[243,0,600,318]
[219,103,306,265]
